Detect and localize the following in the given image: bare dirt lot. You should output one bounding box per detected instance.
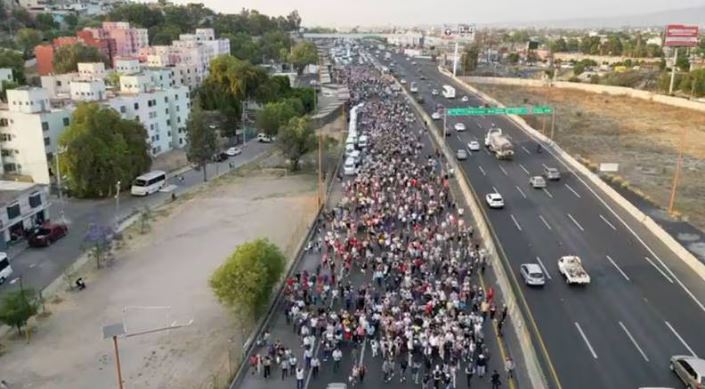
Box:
[0,170,318,389]
[471,83,705,230]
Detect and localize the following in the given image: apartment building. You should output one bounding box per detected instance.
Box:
[0,69,14,91]
[0,181,50,250]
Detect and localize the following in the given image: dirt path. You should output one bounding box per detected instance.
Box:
[0,171,318,389]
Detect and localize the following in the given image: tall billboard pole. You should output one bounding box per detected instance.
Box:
[663,24,699,95]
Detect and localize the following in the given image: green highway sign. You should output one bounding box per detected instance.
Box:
[447,105,553,117]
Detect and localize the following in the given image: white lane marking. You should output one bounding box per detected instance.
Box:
[536,256,552,279]
[519,164,530,175]
[521,145,531,155]
[618,322,649,362]
[575,322,598,359]
[499,165,508,176]
[478,165,486,176]
[539,215,552,230]
[484,148,491,155]
[541,163,549,170]
[606,255,630,281]
[565,183,582,198]
[456,134,462,142]
[510,214,523,231]
[599,214,617,230]
[542,188,554,198]
[644,256,674,283]
[492,186,499,193]
[665,321,698,357]
[516,186,527,199]
[567,213,585,232]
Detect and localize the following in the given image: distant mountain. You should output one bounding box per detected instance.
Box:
[495,6,705,29]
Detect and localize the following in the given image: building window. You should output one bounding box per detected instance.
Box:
[120,106,126,113]
[0,119,7,127]
[0,134,11,141]
[179,138,183,145]
[1,150,10,157]
[6,202,20,219]
[63,117,70,126]
[44,137,50,146]
[29,191,42,208]
[3,163,16,172]
[42,122,49,131]
[134,102,139,110]
[166,119,170,126]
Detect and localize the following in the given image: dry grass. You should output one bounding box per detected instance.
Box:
[473,83,705,230]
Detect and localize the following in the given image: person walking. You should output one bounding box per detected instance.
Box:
[311,356,320,378]
[465,362,475,388]
[333,347,343,372]
[359,364,366,383]
[504,356,515,380]
[296,366,305,389]
[263,355,272,379]
[491,370,502,389]
[281,357,289,380]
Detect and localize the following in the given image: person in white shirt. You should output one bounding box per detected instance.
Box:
[295,367,305,389]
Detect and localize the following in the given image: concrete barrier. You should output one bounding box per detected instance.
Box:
[462,76,705,113]
[444,68,705,284]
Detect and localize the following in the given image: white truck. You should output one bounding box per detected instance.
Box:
[558,256,591,285]
[442,85,456,99]
[485,129,514,160]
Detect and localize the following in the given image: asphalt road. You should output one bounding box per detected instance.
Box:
[380,51,705,389]
[0,141,271,296]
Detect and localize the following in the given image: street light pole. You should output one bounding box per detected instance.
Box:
[54,150,65,221]
[443,109,447,138]
[114,181,121,227]
[112,336,124,389]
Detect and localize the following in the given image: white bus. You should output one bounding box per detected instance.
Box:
[0,252,12,285]
[131,170,167,196]
[442,85,456,99]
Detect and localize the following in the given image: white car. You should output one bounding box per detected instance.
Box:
[558,256,591,285]
[400,79,407,84]
[461,96,469,102]
[225,147,242,156]
[431,112,441,120]
[454,123,466,132]
[431,89,439,96]
[485,193,504,209]
[257,133,273,143]
[468,141,480,151]
[529,176,547,188]
[520,264,546,286]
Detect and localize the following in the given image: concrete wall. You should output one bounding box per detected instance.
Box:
[461,76,705,113]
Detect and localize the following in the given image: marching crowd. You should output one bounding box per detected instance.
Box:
[248,63,515,389]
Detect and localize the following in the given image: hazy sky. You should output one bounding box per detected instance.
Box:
[172,0,705,26]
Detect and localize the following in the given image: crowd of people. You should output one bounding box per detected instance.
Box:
[247,63,515,389]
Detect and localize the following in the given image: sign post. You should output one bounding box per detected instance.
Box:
[447,105,553,117]
[663,24,699,95]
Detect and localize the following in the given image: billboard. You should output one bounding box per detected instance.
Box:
[664,24,700,47]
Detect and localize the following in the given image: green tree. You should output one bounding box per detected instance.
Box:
[16,28,43,59]
[210,238,286,320]
[0,289,39,335]
[260,31,292,62]
[59,102,151,198]
[185,103,217,182]
[53,43,108,74]
[35,13,57,32]
[104,71,121,87]
[256,100,298,136]
[461,44,480,74]
[63,14,79,32]
[277,116,317,171]
[506,53,520,65]
[603,35,623,55]
[676,53,690,72]
[580,36,601,55]
[82,223,115,268]
[224,32,260,63]
[549,38,568,53]
[289,41,318,74]
[566,38,580,52]
[150,24,183,45]
[107,3,164,29]
[0,48,26,83]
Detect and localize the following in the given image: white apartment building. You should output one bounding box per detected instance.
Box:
[0,181,50,250]
[41,62,107,99]
[77,62,106,80]
[0,87,71,184]
[114,58,141,75]
[0,68,14,90]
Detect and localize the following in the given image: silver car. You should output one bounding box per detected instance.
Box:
[529,176,547,188]
[520,263,546,286]
[456,149,468,160]
[671,355,705,388]
[544,167,561,180]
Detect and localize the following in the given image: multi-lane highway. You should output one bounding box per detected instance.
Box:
[376,49,705,389]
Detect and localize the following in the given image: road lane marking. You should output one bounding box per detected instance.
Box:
[542,188,554,198]
[516,186,527,199]
[619,322,649,362]
[606,255,630,281]
[499,165,508,176]
[567,213,584,232]
[644,256,674,283]
[536,256,552,279]
[519,164,530,175]
[599,214,617,230]
[575,322,598,359]
[539,215,552,230]
[565,183,581,198]
[456,134,462,142]
[484,148,491,155]
[492,186,499,193]
[478,165,486,176]
[521,145,531,155]
[510,214,522,231]
[665,321,698,357]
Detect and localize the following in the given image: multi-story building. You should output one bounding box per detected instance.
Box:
[0,69,14,90]
[0,181,50,250]
[84,22,148,58]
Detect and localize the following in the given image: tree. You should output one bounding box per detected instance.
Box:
[107,3,164,29]
[256,101,298,136]
[53,43,108,74]
[549,38,568,53]
[16,28,43,59]
[580,36,601,55]
[0,48,26,84]
[35,13,57,32]
[260,31,292,63]
[0,289,39,335]
[104,71,121,87]
[506,53,520,65]
[63,14,79,32]
[277,116,317,171]
[210,238,286,321]
[461,44,480,74]
[286,10,302,31]
[82,223,115,268]
[185,102,217,182]
[289,41,318,74]
[59,102,151,198]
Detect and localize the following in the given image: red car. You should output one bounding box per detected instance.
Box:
[28,223,69,247]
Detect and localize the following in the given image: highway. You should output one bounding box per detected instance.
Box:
[376,49,705,389]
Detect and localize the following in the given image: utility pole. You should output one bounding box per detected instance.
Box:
[54,149,65,221]
[112,336,124,389]
[668,127,688,215]
[549,109,556,141]
[114,181,121,227]
[452,41,459,77]
[443,109,447,138]
[669,48,678,95]
[317,133,323,209]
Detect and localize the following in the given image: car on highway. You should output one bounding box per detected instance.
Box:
[416,96,425,104]
[454,122,466,132]
[225,147,242,156]
[400,79,407,84]
[419,74,426,80]
[456,149,468,160]
[411,61,417,65]
[468,141,481,151]
[670,355,705,388]
[558,256,590,285]
[431,112,441,120]
[431,89,439,96]
[520,263,546,286]
[529,175,547,188]
[544,167,561,180]
[485,193,504,209]
[257,133,273,143]
[461,96,469,102]
[28,222,69,248]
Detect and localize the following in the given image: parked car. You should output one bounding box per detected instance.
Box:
[520,263,546,286]
[456,149,468,160]
[225,147,242,156]
[400,79,407,84]
[212,152,228,162]
[28,223,69,247]
[257,133,273,143]
[529,176,547,188]
[670,355,705,389]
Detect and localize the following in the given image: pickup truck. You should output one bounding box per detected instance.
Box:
[557,256,590,285]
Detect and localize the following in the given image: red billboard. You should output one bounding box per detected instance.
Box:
[664,24,700,47]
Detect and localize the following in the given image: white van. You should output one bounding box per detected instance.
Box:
[345,143,356,157]
[131,170,167,196]
[343,158,358,176]
[0,252,13,284]
[350,149,362,164]
[358,135,369,149]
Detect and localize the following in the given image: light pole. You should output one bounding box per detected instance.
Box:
[443,109,448,138]
[114,181,121,227]
[54,147,67,222]
[668,127,688,215]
